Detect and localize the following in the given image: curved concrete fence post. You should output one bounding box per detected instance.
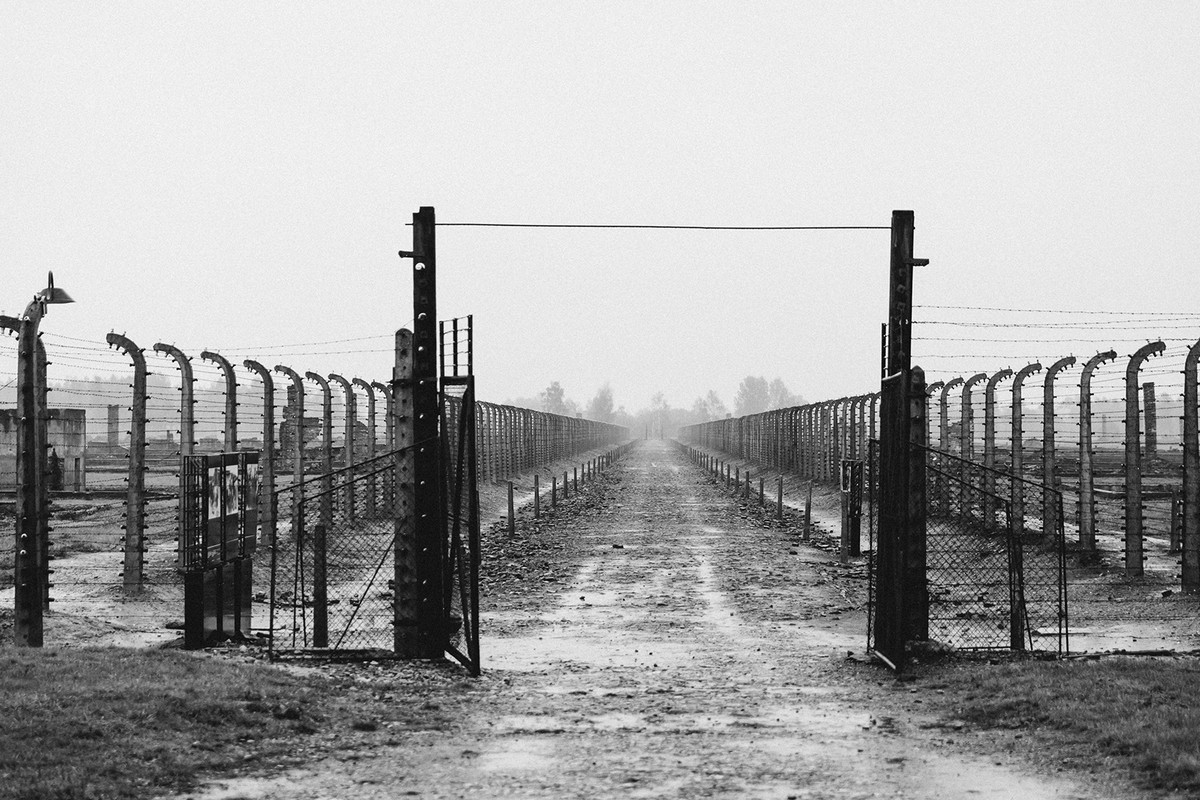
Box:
[1042,357,1076,537]
[1010,362,1042,534]
[1124,341,1166,575]
[329,374,356,520]
[934,378,963,514]
[354,377,378,516]
[201,350,238,452]
[243,360,276,548]
[960,373,988,517]
[107,333,148,595]
[1079,350,1118,549]
[983,369,1014,526]
[154,343,196,566]
[1183,340,1200,593]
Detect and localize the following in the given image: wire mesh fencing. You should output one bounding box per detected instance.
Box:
[267,452,398,656]
[868,442,1067,656]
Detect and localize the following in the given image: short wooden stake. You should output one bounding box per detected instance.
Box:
[507,481,515,536]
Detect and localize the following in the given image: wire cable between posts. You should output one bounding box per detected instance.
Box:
[412,222,891,231]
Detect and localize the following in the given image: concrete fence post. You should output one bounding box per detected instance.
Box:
[108,333,148,595]
[201,350,238,452]
[1042,357,1076,537]
[960,373,988,517]
[1183,339,1200,593]
[154,343,196,567]
[304,370,333,647]
[243,360,276,548]
[983,369,1013,526]
[355,378,378,516]
[1079,350,1117,549]
[1124,341,1165,576]
[1010,362,1042,533]
[329,373,356,519]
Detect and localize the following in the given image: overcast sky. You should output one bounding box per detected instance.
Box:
[5,3,1198,415]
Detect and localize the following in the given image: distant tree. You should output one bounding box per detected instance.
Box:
[705,389,729,419]
[734,376,770,416]
[586,383,615,422]
[691,390,729,422]
[768,378,804,410]
[539,381,570,415]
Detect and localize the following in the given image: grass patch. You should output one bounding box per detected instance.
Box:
[923,656,1200,792]
[0,647,453,800]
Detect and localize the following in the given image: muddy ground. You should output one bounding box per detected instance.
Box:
[169,440,1156,800]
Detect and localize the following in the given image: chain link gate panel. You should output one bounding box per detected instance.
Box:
[268,453,398,657]
[439,316,480,675]
[868,442,1068,656]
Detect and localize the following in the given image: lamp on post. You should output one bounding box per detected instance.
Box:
[15,272,73,647]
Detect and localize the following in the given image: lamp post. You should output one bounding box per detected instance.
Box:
[15,272,73,646]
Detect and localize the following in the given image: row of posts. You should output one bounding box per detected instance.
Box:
[17,332,394,599]
[679,338,1200,589]
[509,443,638,533]
[678,395,878,484]
[477,403,627,484]
[63,335,628,594]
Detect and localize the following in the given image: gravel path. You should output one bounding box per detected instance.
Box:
[182,440,1099,800]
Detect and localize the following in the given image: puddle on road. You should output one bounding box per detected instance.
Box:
[475,738,557,772]
[1067,620,1200,653]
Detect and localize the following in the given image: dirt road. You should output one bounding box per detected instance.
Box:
[184,440,1100,800]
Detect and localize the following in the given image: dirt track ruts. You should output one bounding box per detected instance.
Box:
[182,440,1103,800]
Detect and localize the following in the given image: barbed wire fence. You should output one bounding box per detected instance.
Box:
[2,322,627,647]
[678,305,1200,653]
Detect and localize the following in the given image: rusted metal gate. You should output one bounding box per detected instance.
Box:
[439,316,481,674]
[869,443,1069,656]
[267,453,399,656]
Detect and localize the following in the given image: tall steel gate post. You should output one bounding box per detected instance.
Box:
[392,330,420,655]
[907,369,929,643]
[243,360,276,548]
[983,369,1013,526]
[1011,362,1042,532]
[874,209,928,671]
[1124,341,1165,576]
[108,333,148,595]
[400,206,445,659]
[1079,350,1117,549]
[1042,357,1075,537]
[10,276,73,644]
[154,344,196,567]
[12,313,43,643]
[201,350,238,452]
[329,374,356,520]
[1182,340,1200,593]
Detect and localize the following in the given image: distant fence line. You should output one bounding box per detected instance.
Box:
[678,337,1200,589]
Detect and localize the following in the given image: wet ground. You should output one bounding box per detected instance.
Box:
[177,440,1117,800]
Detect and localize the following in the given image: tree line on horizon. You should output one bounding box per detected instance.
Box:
[507,376,806,438]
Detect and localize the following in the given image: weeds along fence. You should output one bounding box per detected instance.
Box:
[0,327,626,646]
